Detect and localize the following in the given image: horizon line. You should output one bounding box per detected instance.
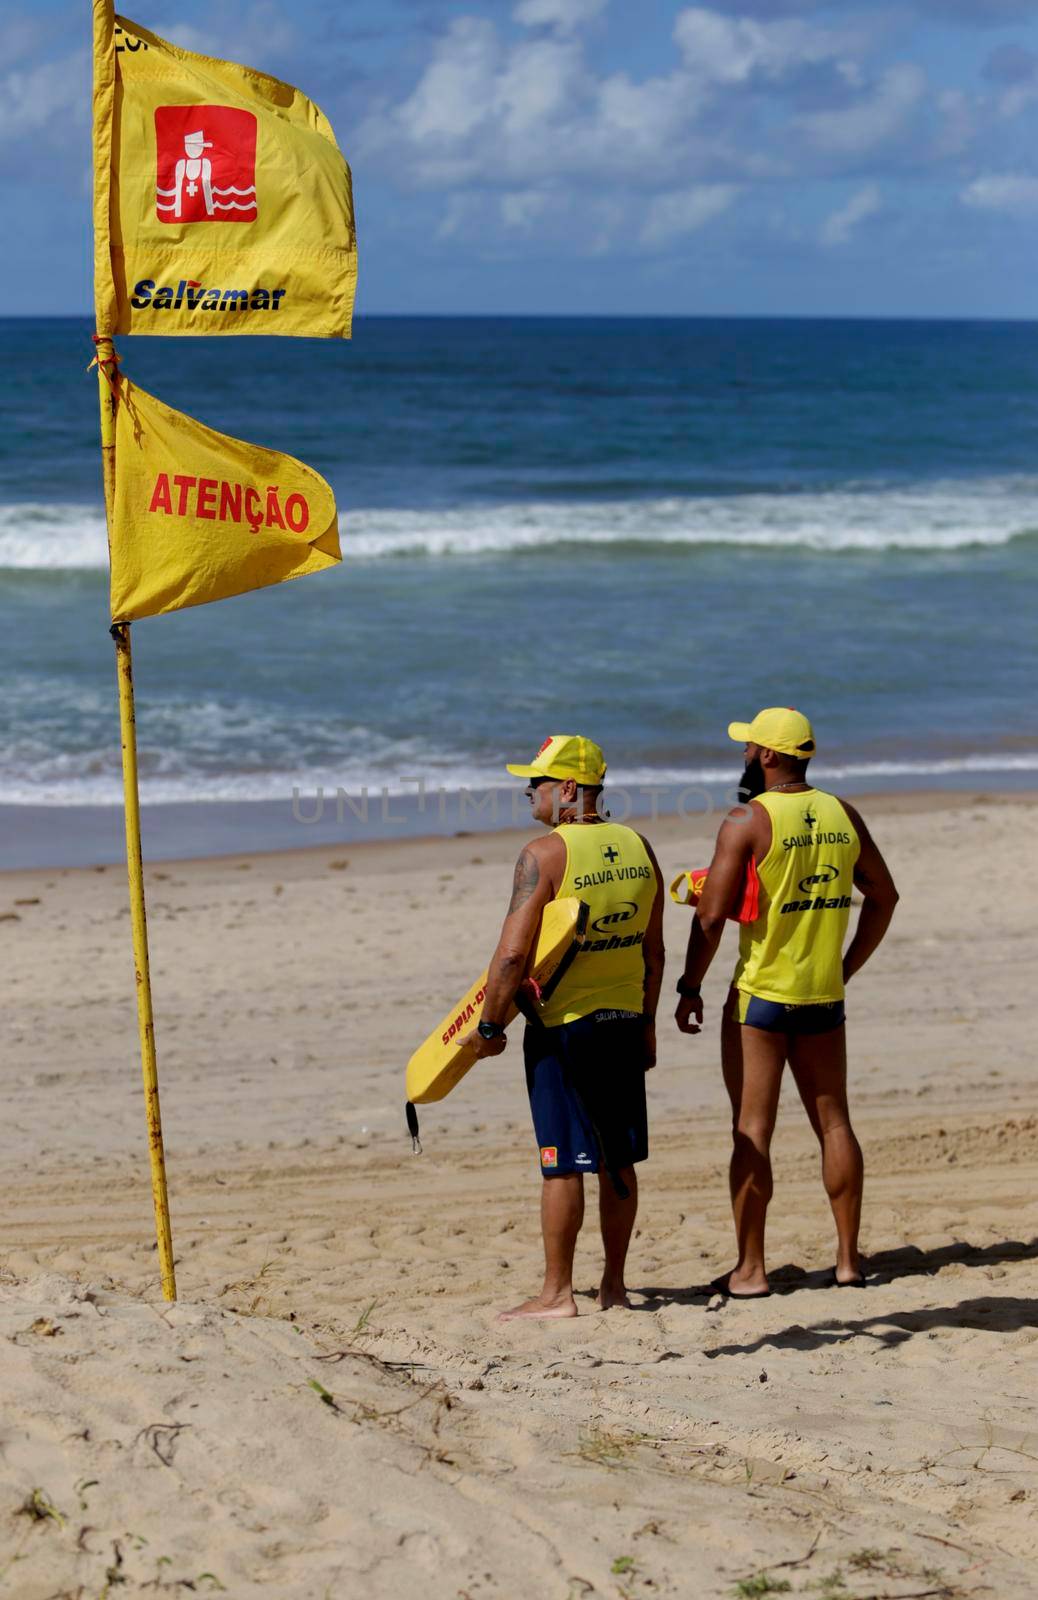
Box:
[1,310,1037,327]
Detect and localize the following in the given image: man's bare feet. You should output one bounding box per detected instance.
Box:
[497,1291,578,1322]
[597,1277,630,1310]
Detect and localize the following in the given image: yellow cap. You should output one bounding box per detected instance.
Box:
[727,707,816,760]
[506,734,607,785]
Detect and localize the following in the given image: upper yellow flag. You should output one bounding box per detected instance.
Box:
[108,375,340,620]
[93,2,357,338]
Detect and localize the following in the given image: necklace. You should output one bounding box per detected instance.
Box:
[770,781,809,792]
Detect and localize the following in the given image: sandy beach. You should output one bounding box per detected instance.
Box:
[2,789,1037,1598]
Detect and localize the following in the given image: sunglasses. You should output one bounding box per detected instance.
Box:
[527,775,559,789]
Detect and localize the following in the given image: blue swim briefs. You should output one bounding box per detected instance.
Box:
[735,992,846,1035]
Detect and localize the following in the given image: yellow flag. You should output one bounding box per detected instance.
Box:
[93,2,357,339]
[108,375,340,620]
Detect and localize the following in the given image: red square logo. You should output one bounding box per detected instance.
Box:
[540,1146,558,1168]
[155,105,257,224]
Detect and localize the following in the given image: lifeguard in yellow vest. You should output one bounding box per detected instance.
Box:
[462,736,665,1321]
[675,709,899,1298]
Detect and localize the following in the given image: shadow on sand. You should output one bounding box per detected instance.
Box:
[632,1235,1038,1310]
[702,1293,1038,1358]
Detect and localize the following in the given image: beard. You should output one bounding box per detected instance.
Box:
[738,756,765,802]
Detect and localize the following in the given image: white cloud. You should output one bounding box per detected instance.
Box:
[932,87,974,156]
[497,38,583,137]
[641,184,739,246]
[513,0,606,33]
[350,3,989,262]
[157,4,297,67]
[584,196,629,255]
[357,18,703,190]
[500,190,551,228]
[982,41,1038,117]
[0,16,37,68]
[438,193,479,238]
[961,173,1038,215]
[358,5,937,203]
[997,82,1038,117]
[163,24,210,53]
[673,7,863,86]
[0,51,87,139]
[393,17,501,146]
[795,62,926,153]
[820,182,881,246]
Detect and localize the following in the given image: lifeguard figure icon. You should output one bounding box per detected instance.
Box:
[168,128,213,218]
[155,104,258,224]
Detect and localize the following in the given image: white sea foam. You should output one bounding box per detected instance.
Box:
[2,477,1038,569]
[0,504,109,569]
[3,750,1037,808]
[341,482,1038,558]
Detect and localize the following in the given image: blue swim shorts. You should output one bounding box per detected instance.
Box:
[524,1009,649,1179]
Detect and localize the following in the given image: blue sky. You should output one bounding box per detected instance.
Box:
[5,0,1038,316]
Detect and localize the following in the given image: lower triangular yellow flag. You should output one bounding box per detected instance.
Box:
[108,375,340,620]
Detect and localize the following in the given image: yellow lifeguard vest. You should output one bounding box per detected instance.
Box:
[733,788,860,1005]
[539,822,656,1027]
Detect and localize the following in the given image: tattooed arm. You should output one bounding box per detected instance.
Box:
[463,835,562,1058]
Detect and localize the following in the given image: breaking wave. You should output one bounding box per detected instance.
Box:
[2,477,1038,570]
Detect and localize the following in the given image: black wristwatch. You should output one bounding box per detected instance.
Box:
[477,1019,506,1040]
[675,977,702,1000]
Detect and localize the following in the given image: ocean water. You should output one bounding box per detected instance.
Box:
[1,315,1036,848]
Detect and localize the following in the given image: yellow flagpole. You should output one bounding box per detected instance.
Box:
[96,336,177,1301]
